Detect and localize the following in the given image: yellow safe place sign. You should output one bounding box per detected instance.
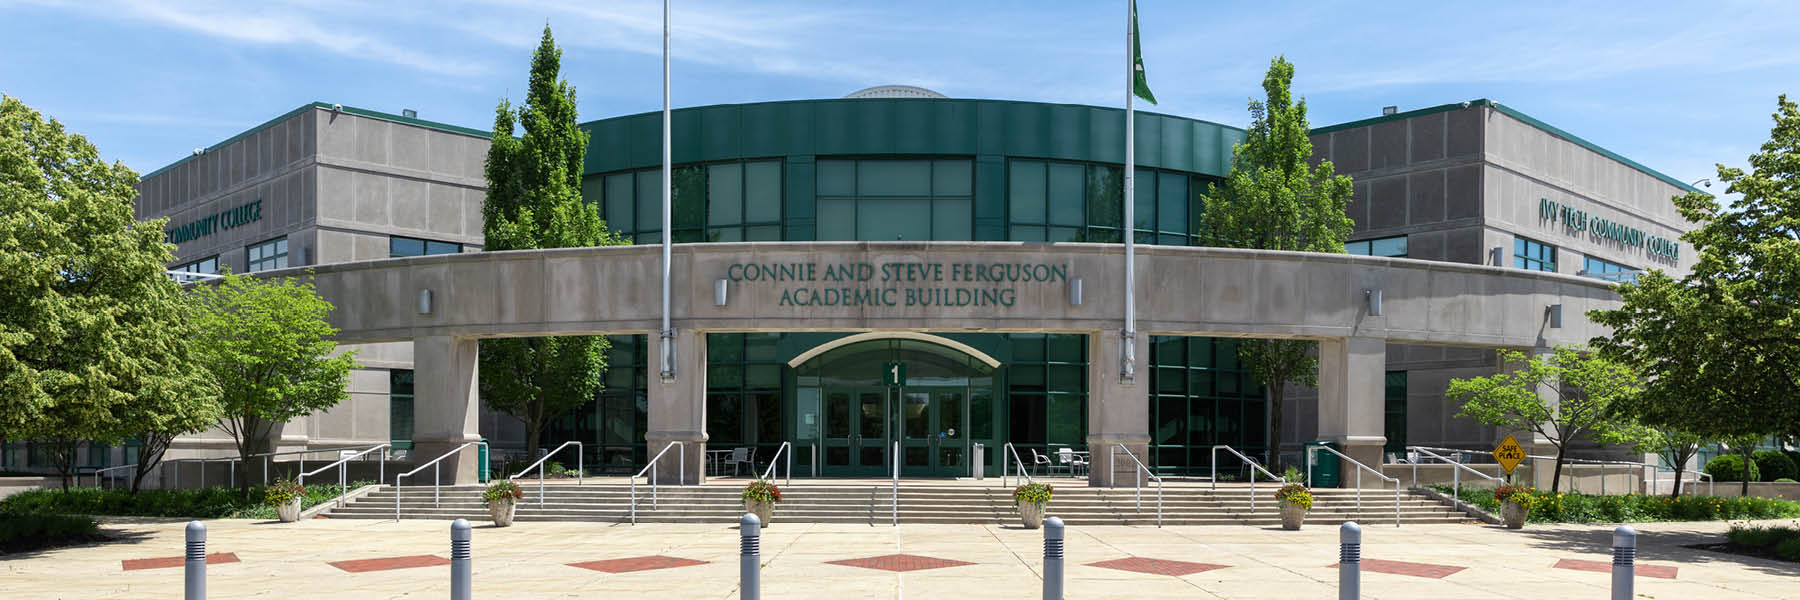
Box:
[1494,434,1526,475]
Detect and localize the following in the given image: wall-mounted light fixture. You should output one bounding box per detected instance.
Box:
[417,289,433,315]
[1365,288,1383,316]
[714,279,729,307]
[1546,303,1563,328]
[1068,277,1084,306]
[1490,247,1505,266]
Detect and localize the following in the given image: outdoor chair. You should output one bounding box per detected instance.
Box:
[1058,448,1087,477]
[1032,448,1060,476]
[731,447,758,476]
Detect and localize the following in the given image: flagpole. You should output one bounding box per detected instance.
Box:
[659,0,676,382]
[1120,0,1137,383]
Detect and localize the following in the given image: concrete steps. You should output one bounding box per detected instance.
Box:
[323,482,1471,526]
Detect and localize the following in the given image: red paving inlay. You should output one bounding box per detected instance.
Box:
[1086,557,1230,576]
[1553,558,1678,579]
[567,555,709,573]
[121,553,241,571]
[826,554,975,572]
[329,554,450,573]
[1329,558,1465,579]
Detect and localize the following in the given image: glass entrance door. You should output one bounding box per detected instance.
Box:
[898,389,969,477]
[821,387,889,476]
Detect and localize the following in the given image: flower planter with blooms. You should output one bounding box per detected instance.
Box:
[266,478,305,522]
[1275,483,1314,530]
[743,479,782,525]
[1013,483,1054,529]
[483,480,523,527]
[1493,484,1538,529]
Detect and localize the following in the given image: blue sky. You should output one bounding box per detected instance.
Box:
[3,0,1796,195]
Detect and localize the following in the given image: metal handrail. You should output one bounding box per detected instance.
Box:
[1306,445,1401,527]
[1405,445,1676,496]
[159,457,238,489]
[890,440,899,527]
[630,441,685,524]
[90,463,138,488]
[1001,443,1035,488]
[759,441,793,486]
[1405,446,1503,500]
[1210,445,1280,512]
[1109,443,1162,527]
[393,441,487,521]
[301,443,389,509]
[509,441,583,508]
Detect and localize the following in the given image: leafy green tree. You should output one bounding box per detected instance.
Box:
[480,27,626,456]
[0,95,220,489]
[1446,347,1643,493]
[1196,57,1354,468]
[190,273,357,488]
[1606,424,1708,498]
[1590,95,1800,492]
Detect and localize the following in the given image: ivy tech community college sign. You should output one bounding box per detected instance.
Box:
[725,261,1070,308]
[164,199,263,244]
[1538,198,1680,261]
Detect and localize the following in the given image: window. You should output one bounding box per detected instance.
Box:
[1384,371,1407,455]
[1008,159,1210,245]
[592,159,783,243]
[706,333,788,457]
[816,159,971,241]
[541,335,650,471]
[1346,236,1408,257]
[1146,337,1266,475]
[173,255,219,283]
[1513,237,1557,272]
[1582,256,1638,283]
[1005,334,1087,463]
[246,237,288,272]
[389,370,414,452]
[390,236,462,257]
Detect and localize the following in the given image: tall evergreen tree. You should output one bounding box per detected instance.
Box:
[1196,58,1354,469]
[0,95,221,489]
[481,27,625,457]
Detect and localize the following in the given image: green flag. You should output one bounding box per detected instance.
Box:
[1131,0,1156,105]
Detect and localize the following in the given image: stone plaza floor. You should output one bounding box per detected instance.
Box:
[5,515,1798,598]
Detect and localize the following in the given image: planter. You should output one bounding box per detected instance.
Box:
[1280,502,1308,530]
[489,500,517,527]
[1019,501,1046,529]
[275,497,302,523]
[1501,500,1527,529]
[745,500,774,526]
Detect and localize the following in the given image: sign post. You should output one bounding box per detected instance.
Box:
[1494,434,1526,482]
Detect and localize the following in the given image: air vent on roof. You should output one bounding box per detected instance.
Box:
[1382,106,1398,116]
[403,109,417,118]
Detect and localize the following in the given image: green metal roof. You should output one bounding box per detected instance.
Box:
[140,102,490,180]
[1311,99,1705,196]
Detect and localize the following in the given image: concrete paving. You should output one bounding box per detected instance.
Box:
[5,516,1798,599]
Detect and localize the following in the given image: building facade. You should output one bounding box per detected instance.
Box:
[5,89,1701,486]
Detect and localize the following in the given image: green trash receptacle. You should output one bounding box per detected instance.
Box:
[1305,441,1341,488]
[478,438,490,483]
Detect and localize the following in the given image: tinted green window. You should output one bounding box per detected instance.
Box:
[860,196,931,241]
[859,160,930,196]
[1348,235,1408,257]
[744,161,782,223]
[818,160,855,195]
[814,159,972,241]
[604,173,634,232]
[1009,160,1046,224]
[1157,171,1188,238]
[1514,237,1557,272]
[708,163,743,226]
[1133,167,1155,233]
[1145,336,1266,475]
[1048,163,1085,226]
[246,237,288,272]
[635,170,660,233]
[932,160,971,195]
[390,370,415,449]
[390,236,460,257]
[1384,371,1407,454]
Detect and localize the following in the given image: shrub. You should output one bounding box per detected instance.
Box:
[1777,478,1798,484]
[1013,482,1053,506]
[1494,484,1540,509]
[1706,454,1761,482]
[0,512,102,553]
[1753,450,1799,482]
[0,483,372,520]
[742,479,782,503]
[1726,523,1800,562]
[1434,485,1800,524]
[264,478,305,506]
[1275,483,1312,509]
[1779,537,1800,561]
[482,480,523,506]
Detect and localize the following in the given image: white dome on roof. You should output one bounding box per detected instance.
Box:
[844,85,948,99]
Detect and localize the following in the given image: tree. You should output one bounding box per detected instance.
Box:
[1606,424,1707,498]
[1196,57,1354,468]
[480,27,626,457]
[0,95,220,489]
[190,273,357,488]
[1446,347,1643,493]
[1591,95,1800,493]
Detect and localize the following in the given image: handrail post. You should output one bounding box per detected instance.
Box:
[891,440,899,527]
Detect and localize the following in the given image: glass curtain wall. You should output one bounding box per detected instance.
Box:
[1146,336,1266,476]
[1003,334,1087,473]
[1384,371,1407,455]
[706,333,787,474]
[1006,159,1210,245]
[592,160,784,244]
[815,159,973,241]
[542,334,649,473]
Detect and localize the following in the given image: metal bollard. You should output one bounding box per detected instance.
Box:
[185,521,206,600]
[740,513,761,600]
[1339,521,1361,600]
[1042,516,1065,600]
[451,519,472,600]
[1612,525,1636,600]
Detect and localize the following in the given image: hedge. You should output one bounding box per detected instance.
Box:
[0,512,102,554]
[1433,485,1800,523]
[1752,450,1798,482]
[0,481,374,520]
[1706,454,1761,482]
[1727,523,1800,562]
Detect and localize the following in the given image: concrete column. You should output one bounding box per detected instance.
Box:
[646,329,707,484]
[1317,336,1387,485]
[1085,331,1150,488]
[411,335,482,484]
